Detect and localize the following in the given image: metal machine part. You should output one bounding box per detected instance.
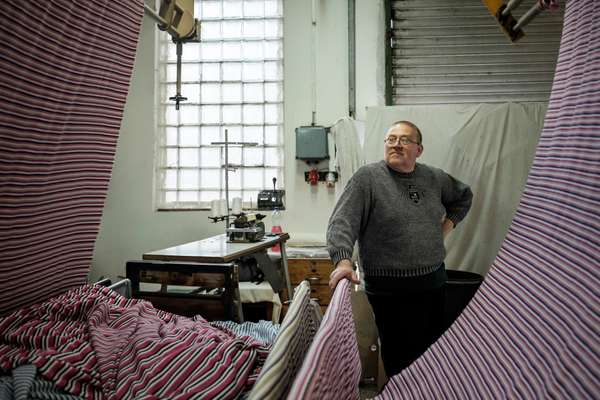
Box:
[226,213,267,243]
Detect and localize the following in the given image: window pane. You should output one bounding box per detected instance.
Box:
[264,125,281,145]
[265,147,281,165]
[244,20,264,38]
[223,105,242,124]
[244,83,263,102]
[244,0,264,17]
[243,41,263,60]
[223,0,242,18]
[201,1,222,18]
[244,147,263,165]
[244,126,264,144]
[181,43,200,61]
[265,82,281,102]
[223,20,242,39]
[244,104,263,124]
[202,21,221,40]
[180,126,200,147]
[264,40,282,59]
[181,83,200,103]
[201,169,221,189]
[180,148,199,167]
[201,147,221,167]
[265,0,282,17]
[265,103,281,123]
[200,190,221,202]
[265,19,281,38]
[201,105,221,123]
[202,63,221,81]
[165,191,177,203]
[223,62,242,81]
[180,170,199,189]
[165,170,178,189]
[201,126,221,145]
[180,191,199,202]
[167,149,178,167]
[229,147,242,165]
[243,62,263,81]
[223,83,242,103]
[264,61,282,80]
[223,42,242,60]
[201,84,221,103]
[180,106,200,124]
[228,168,242,189]
[166,127,178,146]
[226,125,242,142]
[201,42,221,61]
[181,64,201,82]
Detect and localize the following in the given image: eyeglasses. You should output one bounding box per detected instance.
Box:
[384,135,420,146]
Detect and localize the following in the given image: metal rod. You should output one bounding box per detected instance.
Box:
[348,0,356,118]
[513,2,544,31]
[224,129,230,228]
[143,3,169,29]
[502,0,525,17]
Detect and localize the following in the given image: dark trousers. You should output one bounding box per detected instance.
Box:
[367,286,445,378]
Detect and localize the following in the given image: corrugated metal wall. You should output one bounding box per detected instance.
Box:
[388,0,564,105]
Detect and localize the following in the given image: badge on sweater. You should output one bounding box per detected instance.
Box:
[408,184,420,203]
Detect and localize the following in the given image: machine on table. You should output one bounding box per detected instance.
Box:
[226,212,267,243]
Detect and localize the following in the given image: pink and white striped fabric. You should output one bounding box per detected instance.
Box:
[287,279,362,400]
[0,1,143,316]
[377,1,600,398]
[0,284,270,399]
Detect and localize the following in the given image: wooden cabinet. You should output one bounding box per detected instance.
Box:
[282,258,334,317]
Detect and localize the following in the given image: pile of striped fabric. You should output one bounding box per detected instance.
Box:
[0,285,270,399]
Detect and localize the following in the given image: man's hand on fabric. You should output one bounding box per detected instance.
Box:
[329,259,360,290]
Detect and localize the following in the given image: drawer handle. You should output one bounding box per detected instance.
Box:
[307,276,320,283]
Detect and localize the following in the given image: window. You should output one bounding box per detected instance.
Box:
[156,0,284,210]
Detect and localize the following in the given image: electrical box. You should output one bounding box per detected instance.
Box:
[295,126,329,162]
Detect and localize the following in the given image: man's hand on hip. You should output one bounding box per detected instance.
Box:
[329,259,360,290]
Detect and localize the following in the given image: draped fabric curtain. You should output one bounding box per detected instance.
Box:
[376,0,600,398]
[0,1,144,316]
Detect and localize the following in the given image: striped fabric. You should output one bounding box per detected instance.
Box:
[211,320,280,346]
[0,284,270,399]
[248,281,321,400]
[287,279,362,400]
[0,364,80,400]
[376,1,600,399]
[0,1,143,316]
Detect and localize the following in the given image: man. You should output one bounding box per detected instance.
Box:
[327,120,473,378]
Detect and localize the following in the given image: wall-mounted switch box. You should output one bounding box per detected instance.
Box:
[295,126,329,162]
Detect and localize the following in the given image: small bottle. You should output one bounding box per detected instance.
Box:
[271,208,282,252]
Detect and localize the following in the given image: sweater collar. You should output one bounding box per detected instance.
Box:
[382,160,419,178]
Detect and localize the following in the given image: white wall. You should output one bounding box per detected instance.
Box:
[91,0,384,281]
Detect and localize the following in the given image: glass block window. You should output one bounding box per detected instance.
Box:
[156,0,284,210]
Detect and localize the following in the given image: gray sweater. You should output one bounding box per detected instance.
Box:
[327,161,472,283]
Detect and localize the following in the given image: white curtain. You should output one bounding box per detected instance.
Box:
[365,103,547,276]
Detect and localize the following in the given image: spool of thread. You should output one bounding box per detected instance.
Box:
[210,199,220,218]
[219,199,228,216]
[232,197,242,214]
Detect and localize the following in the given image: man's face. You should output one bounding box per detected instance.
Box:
[383,123,423,172]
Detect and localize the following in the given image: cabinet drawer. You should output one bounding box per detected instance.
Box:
[288,259,333,285]
[308,284,333,306]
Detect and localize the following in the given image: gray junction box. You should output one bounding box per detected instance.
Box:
[295,126,329,162]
